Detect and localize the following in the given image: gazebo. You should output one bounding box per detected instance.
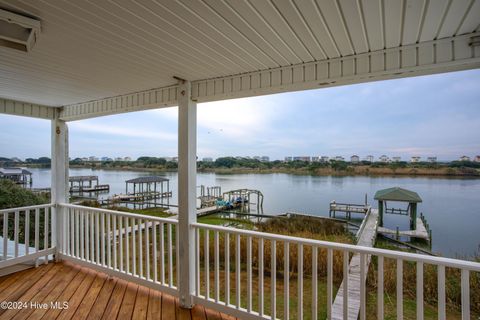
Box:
[374,187,423,230]
[0,167,32,186]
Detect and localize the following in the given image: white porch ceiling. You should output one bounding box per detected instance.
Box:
[0,0,479,111]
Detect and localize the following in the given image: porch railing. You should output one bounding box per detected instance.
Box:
[1,203,479,319]
[58,203,179,296]
[192,222,480,320]
[0,203,55,269]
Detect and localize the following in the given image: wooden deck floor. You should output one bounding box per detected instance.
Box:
[0,261,236,320]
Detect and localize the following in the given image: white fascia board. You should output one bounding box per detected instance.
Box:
[0,97,56,120]
[192,32,480,103]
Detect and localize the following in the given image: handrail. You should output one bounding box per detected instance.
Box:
[59,203,178,224]
[0,203,54,213]
[355,206,372,239]
[192,222,480,271]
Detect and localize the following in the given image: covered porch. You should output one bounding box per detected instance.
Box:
[1,1,480,319]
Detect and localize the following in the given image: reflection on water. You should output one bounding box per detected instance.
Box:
[28,168,480,258]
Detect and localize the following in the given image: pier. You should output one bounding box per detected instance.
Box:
[378,217,430,241]
[197,185,222,208]
[329,201,369,219]
[110,176,172,208]
[69,175,110,193]
[332,208,379,320]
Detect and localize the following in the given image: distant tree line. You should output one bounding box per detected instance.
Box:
[1,156,479,172]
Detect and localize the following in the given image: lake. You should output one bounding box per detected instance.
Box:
[28,168,480,258]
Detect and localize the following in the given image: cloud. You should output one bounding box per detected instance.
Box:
[69,121,176,141]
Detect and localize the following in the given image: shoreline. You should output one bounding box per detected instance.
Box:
[32,164,480,178]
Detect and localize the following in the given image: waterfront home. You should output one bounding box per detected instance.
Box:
[411,156,422,163]
[427,156,437,163]
[350,155,360,164]
[459,155,471,161]
[392,156,402,162]
[1,2,479,319]
[475,155,480,162]
[293,156,311,162]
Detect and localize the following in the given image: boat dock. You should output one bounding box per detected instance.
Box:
[197,205,226,216]
[112,191,172,202]
[378,217,430,241]
[69,175,110,193]
[332,208,379,320]
[329,201,369,219]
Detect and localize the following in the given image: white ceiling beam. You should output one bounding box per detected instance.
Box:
[0,97,56,120]
[60,84,179,121]
[56,32,480,121]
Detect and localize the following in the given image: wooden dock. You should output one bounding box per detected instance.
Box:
[112,191,172,202]
[331,208,379,320]
[329,201,369,219]
[197,206,226,216]
[378,218,430,241]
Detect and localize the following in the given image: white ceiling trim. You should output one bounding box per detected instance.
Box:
[0,97,56,119]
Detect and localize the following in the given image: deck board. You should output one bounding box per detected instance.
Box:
[21,265,81,320]
[41,267,89,320]
[146,289,162,320]
[100,279,128,320]
[117,282,138,320]
[72,273,107,320]
[0,263,54,305]
[56,268,97,319]
[132,286,149,320]
[86,277,117,319]
[0,263,64,319]
[0,261,235,320]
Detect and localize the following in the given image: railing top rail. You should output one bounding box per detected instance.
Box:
[355,207,372,239]
[0,203,54,213]
[59,203,178,224]
[330,202,369,207]
[192,222,480,271]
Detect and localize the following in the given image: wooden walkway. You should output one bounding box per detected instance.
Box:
[0,261,236,320]
[197,206,225,216]
[332,209,379,320]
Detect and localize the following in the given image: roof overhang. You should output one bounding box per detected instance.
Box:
[0,1,478,121]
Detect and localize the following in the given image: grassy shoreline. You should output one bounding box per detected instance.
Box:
[57,164,480,178]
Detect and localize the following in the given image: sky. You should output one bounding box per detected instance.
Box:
[1,69,480,161]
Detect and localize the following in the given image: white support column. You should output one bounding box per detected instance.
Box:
[177,80,197,308]
[51,113,69,260]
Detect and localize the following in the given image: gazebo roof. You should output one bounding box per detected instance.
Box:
[374,187,422,203]
[126,176,169,184]
[0,167,31,175]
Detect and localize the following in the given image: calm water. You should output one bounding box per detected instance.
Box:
[29,168,480,258]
